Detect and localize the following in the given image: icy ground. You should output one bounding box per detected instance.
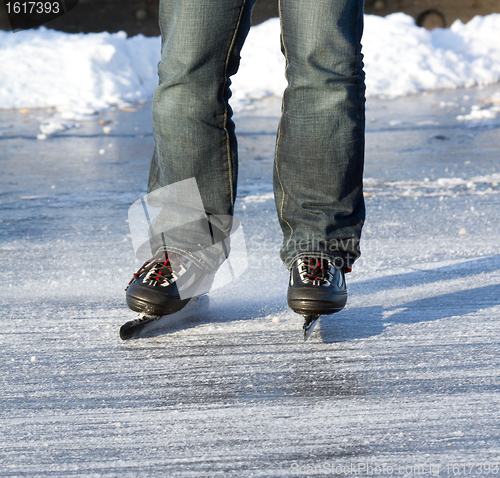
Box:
[1,85,500,477]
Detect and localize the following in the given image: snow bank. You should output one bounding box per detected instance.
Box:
[362,13,500,97]
[0,29,159,113]
[1,13,500,113]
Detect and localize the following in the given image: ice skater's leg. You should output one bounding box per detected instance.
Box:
[275,0,366,270]
[124,0,256,321]
[150,0,256,217]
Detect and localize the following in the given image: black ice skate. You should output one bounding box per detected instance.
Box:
[122,249,211,339]
[287,256,348,340]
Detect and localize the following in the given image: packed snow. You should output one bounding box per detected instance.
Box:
[456,92,500,122]
[241,173,500,204]
[1,13,500,115]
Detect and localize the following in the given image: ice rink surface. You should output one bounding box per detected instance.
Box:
[1,85,499,477]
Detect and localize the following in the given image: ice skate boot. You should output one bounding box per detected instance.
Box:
[121,249,211,339]
[287,256,348,340]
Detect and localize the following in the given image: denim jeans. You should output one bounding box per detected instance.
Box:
[149,0,366,270]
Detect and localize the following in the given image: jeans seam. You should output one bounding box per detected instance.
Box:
[222,0,247,209]
[275,0,294,248]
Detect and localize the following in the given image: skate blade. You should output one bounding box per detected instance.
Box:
[120,296,208,340]
[303,314,320,341]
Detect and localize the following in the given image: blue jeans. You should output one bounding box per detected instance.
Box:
[149,0,366,270]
